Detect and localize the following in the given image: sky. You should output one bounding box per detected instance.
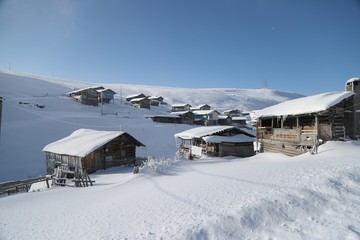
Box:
[0,0,359,96]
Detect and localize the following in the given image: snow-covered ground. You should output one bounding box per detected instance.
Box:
[0,70,359,239]
[0,70,302,182]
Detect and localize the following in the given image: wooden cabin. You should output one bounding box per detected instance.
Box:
[130,97,151,109]
[150,111,195,124]
[224,109,241,117]
[68,87,99,106]
[218,115,232,125]
[126,93,146,102]
[231,116,248,128]
[255,90,357,156]
[175,126,255,159]
[193,110,220,126]
[43,129,145,174]
[98,89,117,104]
[149,96,164,106]
[171,103,192,112]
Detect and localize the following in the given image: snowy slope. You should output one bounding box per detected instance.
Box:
[0,70,301,182]
[1,142,360,239]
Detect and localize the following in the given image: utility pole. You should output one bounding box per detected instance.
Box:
[0,97,3,144]
[101,91,104,115]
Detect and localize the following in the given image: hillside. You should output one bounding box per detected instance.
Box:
[0,70,302,182]
[0,70,360,239]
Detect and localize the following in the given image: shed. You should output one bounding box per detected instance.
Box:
[130,97,151,109]
[68,87,100,106]
[254,91,356,156]
[175,126,255,159]
[43,129,145,174]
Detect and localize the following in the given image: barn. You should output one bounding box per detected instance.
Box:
[255,80,359,156]
[175,126,255,159]
[43,129,145,174]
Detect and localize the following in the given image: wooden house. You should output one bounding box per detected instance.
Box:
[126,93,146,102]
[43,129,145,174]
[171,103,192,112]
[149,96,164,106]
[255,89,357,156]
[175,126,255,159]
[130,97,151,109]
[150,111,195,124]
[98,89,117,104]
[231,116,248,127]
[193,110,220,126]
[218,115,232,125]
[224,109,241,117]
[68,87,100,106]
[191,104,211,111]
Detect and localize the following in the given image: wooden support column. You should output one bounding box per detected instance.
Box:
[296,117,299,128]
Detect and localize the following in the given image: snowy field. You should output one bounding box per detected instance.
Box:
[0,71,360,239]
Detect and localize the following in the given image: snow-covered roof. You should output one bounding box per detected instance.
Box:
[175,126,235,140]
[43,128,144,157]
[96,88,116,94]
[169,111,192,116]
[232,116,247,121]
[203,135,254,143]
[193,110,219,115]
[68,87,99,95]
[126,93,145,99]
[171,103,191,108]
[254,91,354,119]
[346,77,360,84]
[130,97,148,102]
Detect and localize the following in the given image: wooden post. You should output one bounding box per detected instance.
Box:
[46,178,50,189]
[0,97,3,143]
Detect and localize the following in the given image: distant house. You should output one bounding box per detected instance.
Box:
[223,109,241,117]
[231,116,248,128]
[218,115,232,125]
[255,79,360,156]
[149,96,164,106]
[130,97,151,109]
[175,126,255,159]
[98,89,117,104]
[191,104,211,111]
[68,87,100,106]
[193,110,220,126]
[126,93,146,102]
[150,111,195,124]
[171,103,192,112]
[43,128,145,174]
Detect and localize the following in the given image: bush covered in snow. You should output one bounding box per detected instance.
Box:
[139,156,180,174]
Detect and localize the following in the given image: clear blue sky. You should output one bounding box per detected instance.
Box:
[1,0,359,95]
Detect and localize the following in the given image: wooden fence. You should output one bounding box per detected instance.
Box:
[0,177,50,196]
